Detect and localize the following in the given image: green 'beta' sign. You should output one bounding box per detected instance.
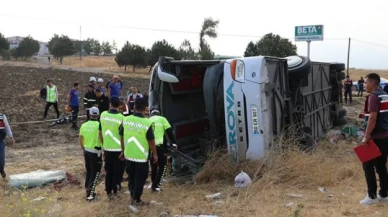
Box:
[295,25,324,41]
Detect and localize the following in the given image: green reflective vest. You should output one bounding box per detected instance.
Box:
[79,120,101,153]
[123,115,153,162]
[46,85,57,103]
[100,111,124,152]
[149,115,171,146]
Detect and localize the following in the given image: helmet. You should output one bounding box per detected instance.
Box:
[97,78,103,83]
[89,77,97,82]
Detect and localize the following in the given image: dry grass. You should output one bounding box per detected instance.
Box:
[1,127,387,216]
[349,68,388,80]
[50,56,150,74]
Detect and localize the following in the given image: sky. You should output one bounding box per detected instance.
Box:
[1,0,388,69]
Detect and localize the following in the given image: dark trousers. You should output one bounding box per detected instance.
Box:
[44,102,59,119]
[0,140,5,173]
[126,160,149,202]
[86,111,90,121]
[84,151,102,197]
[71,106,79,126]
[116,161,126,189]
[151,146,167,189]
[357,87,364,96]
[104,151,125,195]
[363,137,388,198]
[344,89,352,104]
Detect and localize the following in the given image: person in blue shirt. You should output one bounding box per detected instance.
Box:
[107,75,122,98]
[67,83,80,130]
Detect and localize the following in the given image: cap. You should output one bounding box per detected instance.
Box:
[97,78,103,82]
[151,110,160,115]
[89,77,97,82]
[89,107,99,115]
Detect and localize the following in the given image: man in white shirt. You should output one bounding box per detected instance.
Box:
[0,113,14,179]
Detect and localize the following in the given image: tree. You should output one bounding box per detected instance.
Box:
[101,41,113,56]
[83,38,94,55]
[115,42,147,72]
[16,35,40,60]
[147,39,180,66]
[243,33,297,57]
[0,33,10,51]
[10,48,21,61]
[92,40,101,55]
[112,40,118,54]
[199,17,219,60]
[48,34,76,64]
[243,41,258,57]
[179,39,197,60]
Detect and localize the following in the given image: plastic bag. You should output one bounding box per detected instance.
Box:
[9,170,66,189]
[235,170,252,188]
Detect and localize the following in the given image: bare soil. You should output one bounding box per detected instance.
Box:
[1,63,388,217]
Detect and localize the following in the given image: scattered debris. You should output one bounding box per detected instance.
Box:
[284,202,294,208]
[286,193,303,198]
[65,172,81,185]
[128,205,138,213]
[9,170,66,189]
[214,200,225,205]
[160,212,169,217]
[47,204,61,215]
[150,200,164,205]
[327,130,343,144]
[205,192,221,199]
[124,190,131,195]
[31,196,46,202]
[235,171,252,188]
[328,194,333,198]
[318,187,326,193]
[375,211,381,215]
[342,193,346,196]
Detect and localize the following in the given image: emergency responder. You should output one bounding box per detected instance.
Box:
[79,107,102,201]
[99,96,125,199]
[67,83,80,130]
[0,113,14,179]
[149,110,177,192]
[43,79,60,120]
[97,78,106,94]
[89,77,97,88]
[119,97,158,206]
[344,76,353,105]
[95,88,109,115]
[84,85,97,121]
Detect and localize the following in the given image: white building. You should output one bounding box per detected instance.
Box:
[7,36,50,56]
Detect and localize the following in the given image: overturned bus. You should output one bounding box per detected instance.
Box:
[148,56,346,163]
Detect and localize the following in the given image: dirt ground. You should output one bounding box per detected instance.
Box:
[1,63,388,217]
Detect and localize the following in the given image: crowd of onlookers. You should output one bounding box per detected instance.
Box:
[41,74,149,129]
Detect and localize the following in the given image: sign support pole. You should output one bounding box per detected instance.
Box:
[307,41,311,58]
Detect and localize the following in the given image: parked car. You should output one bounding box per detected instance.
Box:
[352,78,388,91]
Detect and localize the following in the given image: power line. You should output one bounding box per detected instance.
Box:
[0,14,348,40]
[352,39,388,48]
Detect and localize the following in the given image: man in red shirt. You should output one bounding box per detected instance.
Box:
[360,73,388,205]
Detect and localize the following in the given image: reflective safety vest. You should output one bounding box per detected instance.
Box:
[79,120,102,154]
[123,115,153,162]
[100,111,124,152]
[46,85,57,103]
[0,114,6,140]
[364,89,388,134]
[149,115,171,146]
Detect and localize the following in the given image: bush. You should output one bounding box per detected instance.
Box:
[1,49,11,60]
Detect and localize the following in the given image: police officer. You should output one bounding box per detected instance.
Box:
[99,96,125,199]
[149,110,177,192]
[344,76,353,105]
[79,107,102,201]
[119,97,158,206]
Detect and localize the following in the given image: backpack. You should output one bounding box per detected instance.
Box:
[40,87,47,99]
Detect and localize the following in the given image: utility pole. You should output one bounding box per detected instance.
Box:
[80,26,82,61]
[346,37,351,76]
